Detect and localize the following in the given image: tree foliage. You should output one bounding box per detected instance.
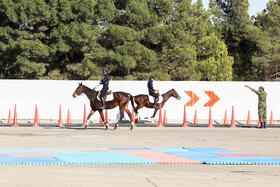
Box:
[0,0,278,81]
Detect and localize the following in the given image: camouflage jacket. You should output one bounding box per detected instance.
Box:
[251,89,267,107]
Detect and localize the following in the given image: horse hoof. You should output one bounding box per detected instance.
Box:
[114,126,117,130]
[104,126,108,130]
[83,125,88,129]
[130,125,133,130]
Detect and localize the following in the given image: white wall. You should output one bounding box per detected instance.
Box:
[0,80,279,121]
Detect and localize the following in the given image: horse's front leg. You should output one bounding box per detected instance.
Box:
[84,110,96,129]
[151,108,159,125]
[98,110,109,130]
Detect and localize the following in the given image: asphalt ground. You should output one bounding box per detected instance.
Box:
[0,125,279,186]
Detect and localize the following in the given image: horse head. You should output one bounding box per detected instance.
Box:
[170,89,181,100]
[73,82,86,98]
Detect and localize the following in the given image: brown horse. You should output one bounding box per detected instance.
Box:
[132,89,181,124]
[73,83,134,130]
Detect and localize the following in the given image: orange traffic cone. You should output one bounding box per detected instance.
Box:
[230,106,236,127]
[7,109,12,124]
[131,107,135,127]
[163,109,167,124]
[270,110,274,124]
[33,105,39,127]
[58,105,64,127]
[182,106,187,127]
[157,104,163,127]
[105,109,109,126]
[82,104,87,127]
[193,109,198,124]
[99,116,103,124]
[37,106,40,124]
[67,109,71,124]
[208,107,213,127]
[13,104,18,127]
[246,110,251,125]
[224,110,228,124]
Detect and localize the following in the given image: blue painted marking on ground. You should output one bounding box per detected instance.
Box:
[0,148,279,165]
[185,147,245,154]
[0,157,66,165]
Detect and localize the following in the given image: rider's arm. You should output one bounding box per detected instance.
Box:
[153,88,159,92]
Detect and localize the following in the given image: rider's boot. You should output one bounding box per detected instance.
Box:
[153,98,158,109]
[99,97,106,110]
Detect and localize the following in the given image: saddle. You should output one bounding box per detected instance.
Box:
[98,90,112,101]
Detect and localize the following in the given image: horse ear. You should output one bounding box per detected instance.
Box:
[78,82,82,85]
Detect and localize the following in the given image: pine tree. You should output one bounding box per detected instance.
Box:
[214,0,257,80]
[0,0,234,81]
[253,0,280,80]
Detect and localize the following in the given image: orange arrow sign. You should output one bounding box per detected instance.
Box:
[184,91,200,107]
[204,91,220,107]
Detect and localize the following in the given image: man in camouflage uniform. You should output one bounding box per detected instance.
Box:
[245,85,267,128]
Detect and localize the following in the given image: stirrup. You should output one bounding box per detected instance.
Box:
[99,106,106,110]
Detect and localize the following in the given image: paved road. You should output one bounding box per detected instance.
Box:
[0,126,279,186]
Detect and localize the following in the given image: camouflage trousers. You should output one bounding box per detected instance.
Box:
[258,105,267,123]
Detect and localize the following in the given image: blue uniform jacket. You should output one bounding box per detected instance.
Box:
[101,74,109,89]
[147,80,153,90]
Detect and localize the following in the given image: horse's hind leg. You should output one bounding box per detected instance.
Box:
[84,110,96,129]
[124,104,134,130]
[98,110,109,130]
[134,102,144,120]
[114,104,126,130]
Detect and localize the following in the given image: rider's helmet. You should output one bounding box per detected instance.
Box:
[149,76,155,80]
[102,67,109,73]
[259,86,264,91]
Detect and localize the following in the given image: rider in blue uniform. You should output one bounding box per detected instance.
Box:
[99,67,110,110]
[147,76,159,108]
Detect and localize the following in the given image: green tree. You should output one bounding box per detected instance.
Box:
[0,0,100,79]
[253,0,280,80]
[0,0,234,81]
[213,0,259,80]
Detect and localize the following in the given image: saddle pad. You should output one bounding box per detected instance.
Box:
[148,95,163,104]
[97,91,114,101]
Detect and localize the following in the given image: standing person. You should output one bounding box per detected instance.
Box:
[147,76,159,108]
[245,85,267,128]
[99,67,110,110]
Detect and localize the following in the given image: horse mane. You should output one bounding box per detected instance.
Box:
[161,89,174,96]
[81,83,96,93]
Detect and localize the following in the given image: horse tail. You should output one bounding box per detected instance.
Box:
[129,94,136,112]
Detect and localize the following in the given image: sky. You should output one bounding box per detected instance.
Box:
[201,0,271,16]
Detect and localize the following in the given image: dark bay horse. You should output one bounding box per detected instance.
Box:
[73,83,134,130]
[132,89,181,124]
